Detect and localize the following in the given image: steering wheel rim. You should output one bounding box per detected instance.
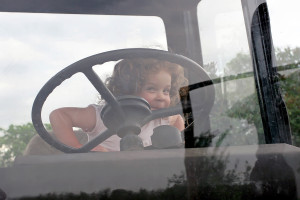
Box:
[32,48,215,153]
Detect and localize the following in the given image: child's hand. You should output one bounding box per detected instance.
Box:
[92,145,109,152]
[169,114,185,131]
[73,144,109,152]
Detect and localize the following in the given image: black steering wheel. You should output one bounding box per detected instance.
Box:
[32,48,215,153]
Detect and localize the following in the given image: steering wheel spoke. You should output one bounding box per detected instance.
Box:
[142,105,183,126]
[83,68,126,120]
[74,129,114,152]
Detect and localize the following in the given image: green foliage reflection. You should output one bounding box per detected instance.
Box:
[0,123,51,167]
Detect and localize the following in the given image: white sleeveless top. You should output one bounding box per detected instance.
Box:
[85,104,169,151]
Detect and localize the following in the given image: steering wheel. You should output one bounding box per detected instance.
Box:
[32,48,215,153]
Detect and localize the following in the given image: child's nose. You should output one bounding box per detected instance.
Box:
[156,91,165,99]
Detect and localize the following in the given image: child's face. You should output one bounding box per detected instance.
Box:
[137,70,171,110]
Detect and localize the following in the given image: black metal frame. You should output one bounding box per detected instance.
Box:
[242,0,292,144]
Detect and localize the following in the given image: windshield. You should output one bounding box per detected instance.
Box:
[0,13,167,129]
[268,0,300,146]
[0,0,299,199]
[198,0,263,146]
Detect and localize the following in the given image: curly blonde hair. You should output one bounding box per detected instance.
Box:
[105,58,188,106]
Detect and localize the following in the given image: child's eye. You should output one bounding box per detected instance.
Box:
[146,87,156,92]
[163,89,170,95]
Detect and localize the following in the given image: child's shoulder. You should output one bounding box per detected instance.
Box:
[88,103,105,111]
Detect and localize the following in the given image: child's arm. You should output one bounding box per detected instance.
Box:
[170,114,185,131]
[49,105,108,151]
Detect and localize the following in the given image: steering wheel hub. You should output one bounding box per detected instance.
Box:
[101,95,151,138]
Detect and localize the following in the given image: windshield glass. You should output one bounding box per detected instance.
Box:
[197,0,263,146]
[0,0,299,199]
[268,0,300,147]
[0,13,167,130]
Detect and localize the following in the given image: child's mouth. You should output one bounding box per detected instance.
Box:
[151,106,165,110]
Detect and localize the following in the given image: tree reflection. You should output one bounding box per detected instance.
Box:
[250,148,297,199]
[185,145,298,200]
[16,146,298,200]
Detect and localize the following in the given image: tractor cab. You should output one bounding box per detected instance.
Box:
[0,0,299,199]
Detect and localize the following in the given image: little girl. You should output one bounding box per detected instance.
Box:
[49,58,188,151]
